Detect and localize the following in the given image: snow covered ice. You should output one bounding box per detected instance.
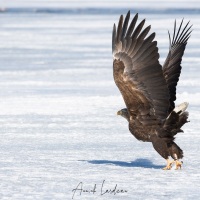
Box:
[0,0,200,199]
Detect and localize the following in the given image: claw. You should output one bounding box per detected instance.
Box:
[163,159,174,170]
[175,160,183,170]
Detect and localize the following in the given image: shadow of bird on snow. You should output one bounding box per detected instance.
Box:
[80,158,164,169]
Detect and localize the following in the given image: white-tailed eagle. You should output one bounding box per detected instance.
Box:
[112,11,191,170]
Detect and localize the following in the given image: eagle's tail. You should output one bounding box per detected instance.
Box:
[173,102,189,115]
[163,102,189,136]
[157,103,189,160]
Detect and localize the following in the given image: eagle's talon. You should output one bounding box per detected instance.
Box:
[162,166,171,170]
[163,159,174,170]
[175,160,182,170]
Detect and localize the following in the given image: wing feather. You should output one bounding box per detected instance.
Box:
[121,10,130,39]
[113,11,170,123]
[116,15,123,43]
[126,13,138,38]
[112,24,116,53]
[132,33,155,61]
[163,19,192,112]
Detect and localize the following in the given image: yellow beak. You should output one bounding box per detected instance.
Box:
[117,111,121,115]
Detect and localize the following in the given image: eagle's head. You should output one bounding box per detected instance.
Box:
[117,108,129,121]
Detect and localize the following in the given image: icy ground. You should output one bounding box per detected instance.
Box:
[0,0,200,199]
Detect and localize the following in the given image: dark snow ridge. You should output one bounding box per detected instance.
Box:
[1,7,200,15]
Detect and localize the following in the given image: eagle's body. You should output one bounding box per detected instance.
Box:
[112,11,191,170]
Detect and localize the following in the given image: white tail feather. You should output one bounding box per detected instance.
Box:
[166,102,189,120]
[174,102,189,114]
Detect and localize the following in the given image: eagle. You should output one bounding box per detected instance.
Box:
[112,11,191,170]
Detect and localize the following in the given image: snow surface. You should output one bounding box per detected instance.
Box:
[0,1,200,199]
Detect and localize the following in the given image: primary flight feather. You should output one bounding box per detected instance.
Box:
[112,11,191,170]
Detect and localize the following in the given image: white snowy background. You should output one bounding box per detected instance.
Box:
[0,0,200,199]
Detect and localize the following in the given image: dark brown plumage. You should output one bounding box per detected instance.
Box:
[113,11,191,170]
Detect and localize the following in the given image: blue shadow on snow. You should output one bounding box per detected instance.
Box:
[80,158,164,169]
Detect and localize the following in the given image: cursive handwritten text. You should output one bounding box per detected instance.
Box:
[72,180,128,199]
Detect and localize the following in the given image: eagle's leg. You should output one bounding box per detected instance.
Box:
[151,136,173,170]
[163,158,174,170]
[168,142,183,170]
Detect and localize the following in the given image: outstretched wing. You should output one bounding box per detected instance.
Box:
[163,20,192,113]
[113,11,169,123]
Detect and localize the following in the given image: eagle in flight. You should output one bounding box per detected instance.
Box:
[112,11,191,170]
